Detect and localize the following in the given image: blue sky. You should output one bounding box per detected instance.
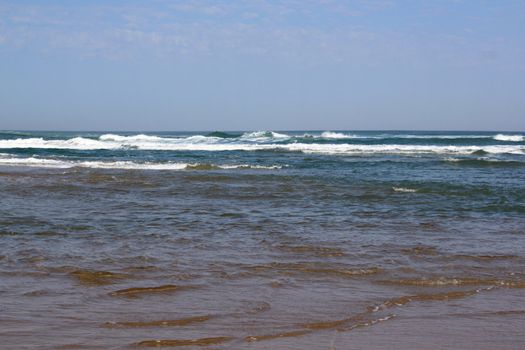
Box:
[1,0,524,131]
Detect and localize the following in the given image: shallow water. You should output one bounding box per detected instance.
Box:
[0,130,524,349]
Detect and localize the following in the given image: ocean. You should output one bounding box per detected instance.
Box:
[1,130,524,349]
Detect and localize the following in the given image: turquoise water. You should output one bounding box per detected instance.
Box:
[0,130,524,349]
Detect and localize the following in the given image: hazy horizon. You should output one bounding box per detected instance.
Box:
[1,1,524,131]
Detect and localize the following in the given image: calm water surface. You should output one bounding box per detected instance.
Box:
[1,130,524,349]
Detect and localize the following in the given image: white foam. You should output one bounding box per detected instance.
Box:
[0,137,115,150]
[282,143,524,155]
[0,157,282,170]
[392,187,417,193]
[443,157,462,162]
[80,161,189,170]
[0,157,72,168]
[99,134,167,142]
[100,133,224,144]
[270,131,290,138]
[388,134,490,139]
[493,134,524,142]
[240,131,290,141]
[217,164,282,170]
[1,137,524,155]
[443,156,521,163]
[320,131,356,139]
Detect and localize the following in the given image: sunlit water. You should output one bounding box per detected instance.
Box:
[1,130,524,349]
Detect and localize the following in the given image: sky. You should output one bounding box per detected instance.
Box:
[0,0,524,131]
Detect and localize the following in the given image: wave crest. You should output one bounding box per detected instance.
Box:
[320,131,355,139]
[0,156,282,170]
[99,134,165,142]
[240,131,290,141]
[0,135,524,155]
[494,134,524,142]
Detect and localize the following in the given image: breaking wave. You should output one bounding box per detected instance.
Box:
[98,134,167,142]
[239,131,290,141]
[0,156,282,170]
[493,134,524,142]
[320,131,356,139]
[0,135,524,155]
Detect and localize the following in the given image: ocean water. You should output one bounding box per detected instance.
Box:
[0,130,524,349]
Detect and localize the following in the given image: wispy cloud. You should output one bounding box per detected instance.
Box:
[0,0,523,67]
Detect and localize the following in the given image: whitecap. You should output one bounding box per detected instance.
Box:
[0,156,282,170]
[79,161,188,170]
[320,131,355,139]
[270,131,290,138]
[99,134,166,142]
[1,137,524,155]
[240,131,290,141]
[0,157,72,168]
[0,137,117,150]
[389,134,490,139]
[218,164,282,170]
[392,187,417,193]
[282,144,525,155]
[493,134,524,142]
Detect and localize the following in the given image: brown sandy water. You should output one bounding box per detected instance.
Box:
[1,163,524,349]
